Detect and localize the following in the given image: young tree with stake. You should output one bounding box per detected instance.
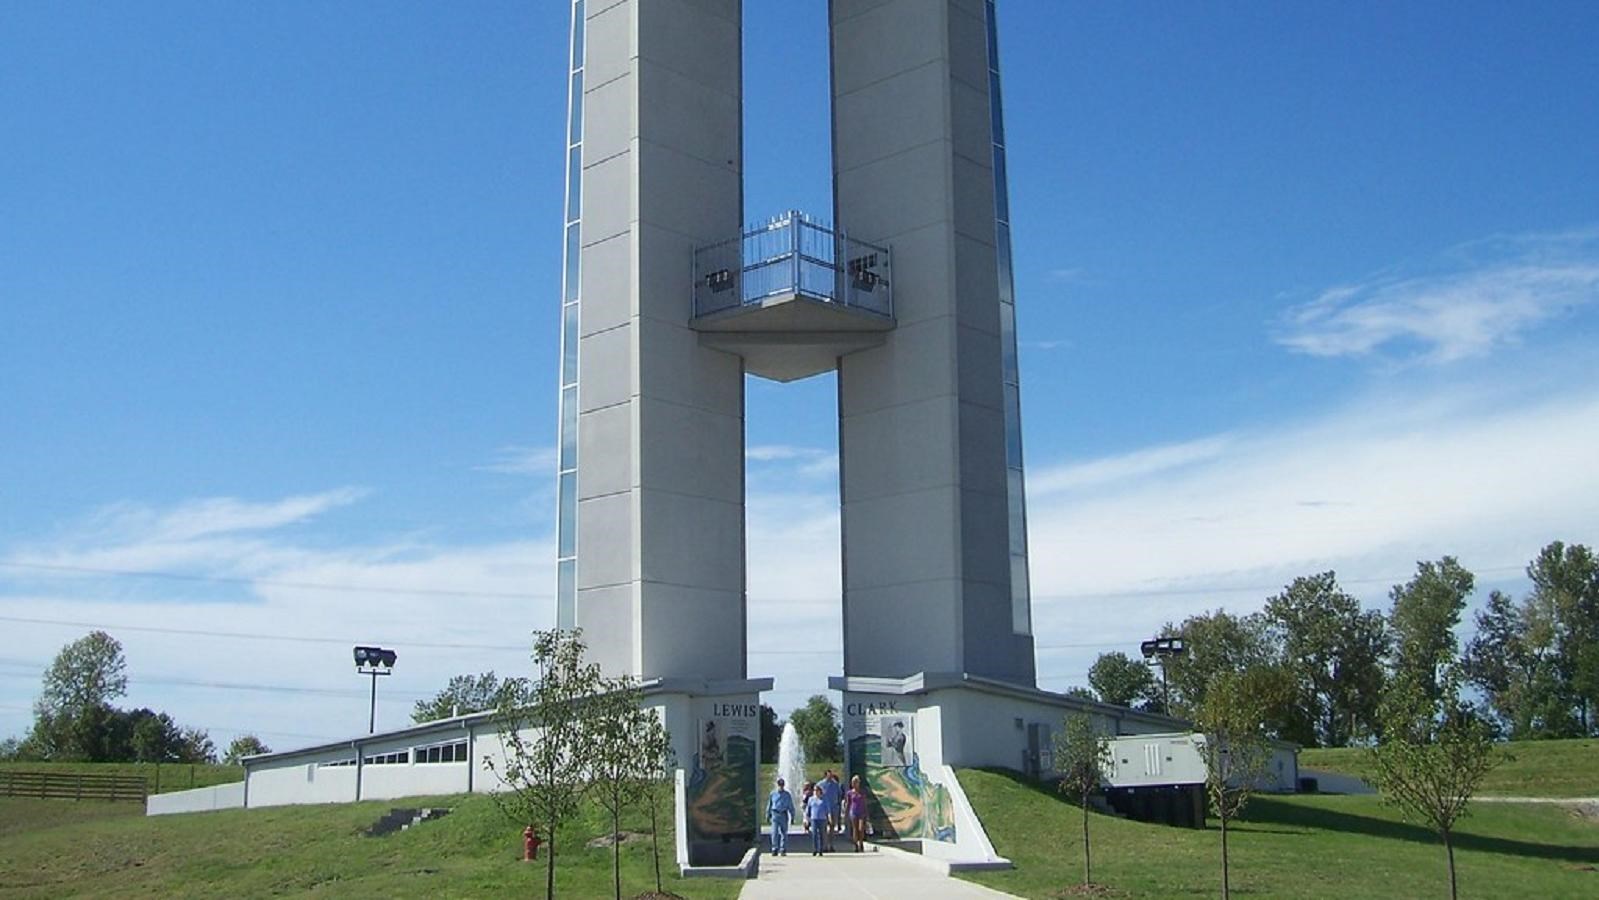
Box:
[1054,712,1112,888]
[1372,675,1503,900]
[484,629,602,900]
[1195,670,1274,900]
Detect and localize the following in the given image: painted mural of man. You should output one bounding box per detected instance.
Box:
[882,719,909,767]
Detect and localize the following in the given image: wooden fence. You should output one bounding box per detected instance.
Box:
[0,769,148,802]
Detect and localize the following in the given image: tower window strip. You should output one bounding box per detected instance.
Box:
[987,0,1032,636]
[554,0,586,632]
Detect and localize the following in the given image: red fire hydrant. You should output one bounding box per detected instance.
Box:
[523,826,542,861]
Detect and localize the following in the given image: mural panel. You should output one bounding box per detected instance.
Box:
[685,704,758,844]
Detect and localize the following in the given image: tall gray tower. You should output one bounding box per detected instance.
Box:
[554,0,1049,860]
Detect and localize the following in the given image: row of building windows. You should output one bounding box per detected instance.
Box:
[316,739,470,769]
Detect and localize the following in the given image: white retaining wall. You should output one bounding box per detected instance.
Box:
[146,782,245,816]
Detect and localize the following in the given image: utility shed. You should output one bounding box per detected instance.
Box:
[1104,732,1300,794]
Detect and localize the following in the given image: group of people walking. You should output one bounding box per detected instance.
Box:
[767,769,869,856]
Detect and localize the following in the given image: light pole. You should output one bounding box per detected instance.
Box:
[353,645,397,733]
[1140,636,1187,716]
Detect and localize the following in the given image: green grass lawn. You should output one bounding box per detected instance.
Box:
[1302,737,1599,798]
[956,767,1599,899]
[0,791,741,899]
[0,761,243,794]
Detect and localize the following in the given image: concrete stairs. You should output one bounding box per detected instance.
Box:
[364,806,452,837]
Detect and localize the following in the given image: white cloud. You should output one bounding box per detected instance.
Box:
[476,445,559,475]
[0,491,549,749]
[9,368,1599,734]
[1276,228,1599,363]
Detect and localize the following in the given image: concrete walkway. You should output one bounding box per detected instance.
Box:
[740,847,1018,899]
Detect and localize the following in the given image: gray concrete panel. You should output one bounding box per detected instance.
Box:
[638,488,744,591]
[634,140,741,242]
[948,79,994,170]
[952,235,1003,334]
[833,63,951,174]
[583,69,637,161]
[583,2,634,89]
[577,232,632,337]
[951,153,999,245]
[578,491,635,589]
[636,398,744,505]
[834,140,953,250]
[841,488,962,590]
[842,581,963,677]
[831,0,946,98]
[581,151,634,247]
[635,0,741,95]
[636,319,743,416]
[577,403,633,498]
[946,2,991,92]
[640,583,746,680]
[577,324,632,413]
[839,395,959,502]
[838,314,957,413]
[637,58,742,168]
[576,583,639,674]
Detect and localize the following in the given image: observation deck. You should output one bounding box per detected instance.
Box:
[691,210,894,382]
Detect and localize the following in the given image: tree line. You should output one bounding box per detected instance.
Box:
[1077,540,1597,747]
[0,630,270,766]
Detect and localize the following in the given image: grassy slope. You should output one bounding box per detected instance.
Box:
[1302,738,1599,798]
[957,767,1599,899]
[0,792,741,900]
[0,761,243,794]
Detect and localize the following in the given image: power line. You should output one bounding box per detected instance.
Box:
[0,669,435,702]
[0,560,548,601]
[0,614,531,653]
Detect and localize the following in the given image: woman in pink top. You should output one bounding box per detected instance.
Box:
[844,774,869,852]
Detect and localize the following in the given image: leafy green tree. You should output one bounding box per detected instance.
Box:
[759,704,781,764]
[1371,675,1503,900]
[223,734,271,764]
[1063,686,1097,702]
[633,714,675,897]
[412,672,503,723]
[1053,713,1112,887]
[177,726,216,764]
[1195,670,1274,900]
[587,675,654,900]
[129,709,185,762]
[1160,610,1273,719]
[28,631,129,760]
[485,629,603,900]
[1087,652,1158,709]
[1263,572,1388,746]
[1388,557,1474,703]
[40,631,127,714]
[788,694,841,761]
[1526,541,1599,732]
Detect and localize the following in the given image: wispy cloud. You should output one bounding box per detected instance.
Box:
[1276,228,1599,363]
[476,445,558,475]
[747,445,837,479]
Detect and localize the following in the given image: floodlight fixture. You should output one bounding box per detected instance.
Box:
[353,645,398,733]
[1139,636,1187,717]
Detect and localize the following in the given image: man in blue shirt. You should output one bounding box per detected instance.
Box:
[818,769,843,851]
[767,778,795,855]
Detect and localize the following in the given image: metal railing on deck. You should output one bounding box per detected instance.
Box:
[692,210,892,319]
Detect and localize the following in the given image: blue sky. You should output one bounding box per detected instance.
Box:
[3,2,1598,749]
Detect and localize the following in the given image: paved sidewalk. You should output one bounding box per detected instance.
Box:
[740,847,1018,899]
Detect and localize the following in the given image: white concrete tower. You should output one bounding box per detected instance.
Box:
[556,0,749,683]
[831,0,1037,687]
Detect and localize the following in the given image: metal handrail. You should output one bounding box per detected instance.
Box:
[692,210,892,319]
